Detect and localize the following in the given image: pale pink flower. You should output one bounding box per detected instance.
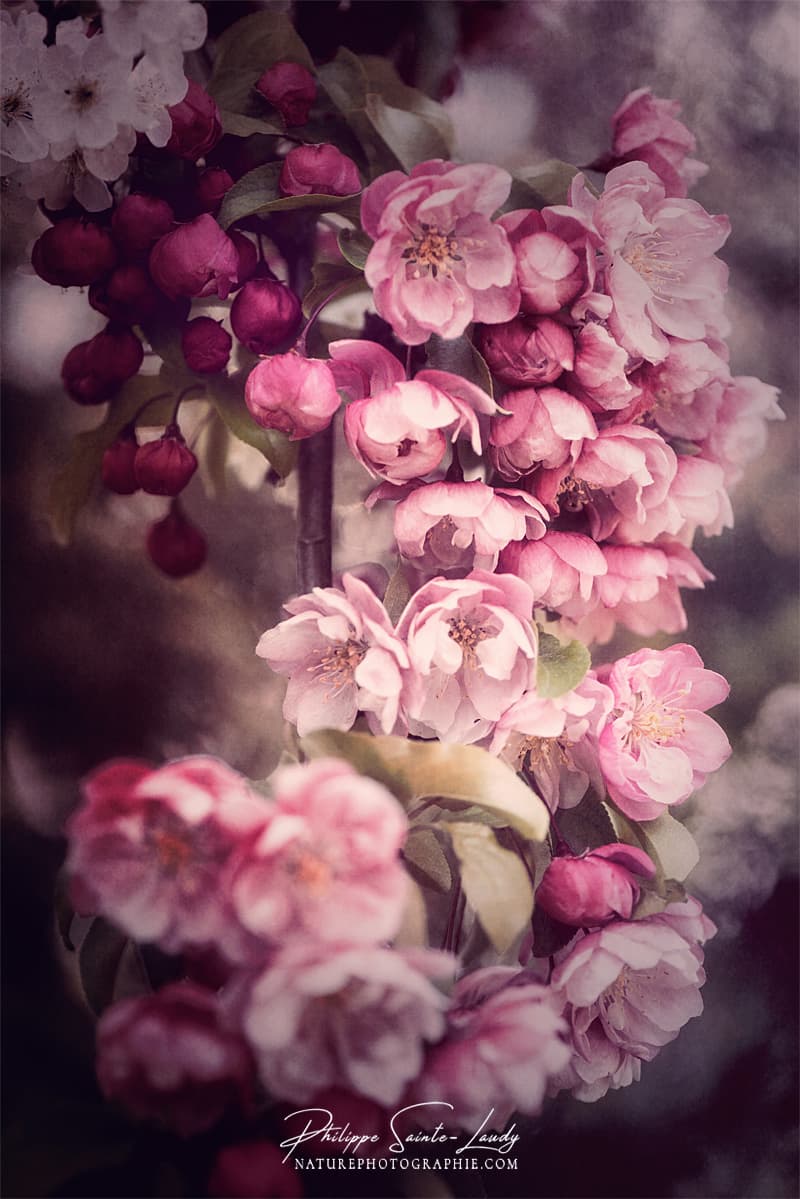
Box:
[66,757,268,962]
[499,209,586,314]
[572,322,639,411]
[413,968,570,1129]
[256,572,411,736]
[489,386,598,481]
[609,88,708,198]
[477,315,575,387]
[230,944,454,1105]
[701,375,784,486]
[629,338,729,438]
[396,570,538,744]
[499,531,607,612]
[536,844,656,927]
[372,479,547,575]
[597,643,731,820]
[550,898,715,1101]
[343,370,496,485]
[361,160,519,344]
[245,354,340,440]
[96,982,254,1137]
[670,454,733,540]
[228,759,408,946]
[328,337,405,400]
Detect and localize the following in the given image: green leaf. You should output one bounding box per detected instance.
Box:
[558,793,618,853]
[219,109,285,138]
[79,917,128,1016]
[507,160,583,210]
[445,822,534,953]
[300,729,550,841]
[382,562,412,625]
[217,162,361,229]
[302,258,368,318]
[536,631,591,698]
[639,812,700,882]
[632,877,688,921]
[196,410,230,499]
[530,905,577,958]
[425,333,494,399]
[393,876,429,948]
[403,827,452,893]
[208,10,313,115]
[206,372,297,478]
[337,224,373,270]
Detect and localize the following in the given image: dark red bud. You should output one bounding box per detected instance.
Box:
[229,230,258,288]
[111,194,175,261]
[181,317,232,374]
[146,505,207,577]
[278,143,361,198]
[255,61,317,128]
[61,325,144,405]
[88,264,162,324]
[135,427,198,496]
[230,278,302,355]
[196,166,234,214]
[32,219,117,287]
[101,428,140,494]
[166,81,223,161]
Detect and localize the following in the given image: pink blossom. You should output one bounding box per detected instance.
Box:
[536,844,656,927]
[229,944,454,1105]
[328,337,406,400]
[477,315,575,386]
[343,370,496,485]
[396,570,538,744]
[596,643,731,820]
[256,572,411,736]
[550,898,715,1101]
[489,386,598,480]
[228,758,408,946]
[670,454,733,539]
[701,375,784,485]
[66,757,268,962]
[96,983,254,1136]
[280,143,361,197]
[572,322,638,411]
[413,968,570,1129]
[149,214,239,300]
[361,160,519,345]
[245,353,340,440]
[610,88,708,198]
[630,338,729,438]
[499,531,607,611]
[500,207,599,318]
[372,479,547,575]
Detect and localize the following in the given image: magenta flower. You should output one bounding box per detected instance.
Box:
[328,337,406,400]
[96,983,254,1137]
[245,353,340,440]
[280,143,361,197]
[228,758,408,946]
[500,531,608,612]
[361,160,519,344]
[413,968,570,1129]
[610,88,708,199]
[66,757,268,962]
[489,386,598,480]
[256,572,411,736]
[596,643,731,820]
[373,479,547,575]
[536,844,656,927]
[149,214,239,300]
[396,570,538,744]
[229,944,454,1105]
[550,899,715,1101]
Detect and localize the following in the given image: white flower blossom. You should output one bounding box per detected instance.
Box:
[0,10,50,163]
[37,24,133,153]
[24,127,136,212]
[99,0,207,77]
[127,54,188,148]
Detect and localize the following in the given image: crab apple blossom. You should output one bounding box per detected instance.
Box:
[500,210,586,315]
[608,87,708,198]
[61,325,144,405]
[231,279,302,355]
[228,943,454,1106]
[99,1,207,74]
[111,193,175,262]
[96,982,254,1138]
[372,479,548,575]
[396,570,538,744]
[256,572,410,736]
[361,160,519,344]
[146,505,207,577]
[245,353,340,440]
[89,264,162,325]
[36,28,133,154]
[135,427,198,496]
[181,316,232,374]
[165,80,222,160]
[208,1141,303,1199]
[279,143,361,197]
[629,338,729,436]
[670,454,733,540]
[489,386,598,480]
[327,337,406,400]
[24,125,138,213]
[0,10,49,164]
[124,51,191,151]
[701,375,784,486]
[500,531,607,612]
[196,166,234,214]
[413,968,570,1130]
[536,844,656,927]
[596,643,731,820]
[149,214,239,300]
[32,218,118,288]
[572,322,638,411]
[477,315,575,386]
[256,61,316,127]
[66,756,268,961]
[550,898,715,1101]
[101,428,139,495]
[228,758,408,946]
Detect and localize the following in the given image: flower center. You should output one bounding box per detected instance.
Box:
[516,735,568,770]
[288,848,332,894]
[621,234,683,293]
[557,474,595,513]
[626,691,686,745]
[152,828,193,873]
[448,616,489,665]
[2,86,32,125]
[66,78,99,112]
[402,222,463,280]
[313,637,367,695]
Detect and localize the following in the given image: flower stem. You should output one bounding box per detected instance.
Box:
[296,426,334,591]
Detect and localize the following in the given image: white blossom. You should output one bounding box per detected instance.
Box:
[0,11,50,163]
[24,128,136,212]
[127,54,188,148]
[99,0,207,78]
[36,25,133,153]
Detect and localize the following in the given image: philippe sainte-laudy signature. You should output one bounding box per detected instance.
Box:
[279,1103,520,1163]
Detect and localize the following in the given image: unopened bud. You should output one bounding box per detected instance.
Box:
[244,352,340,439]
[32,218,117,287]
[255,61,316,128]
[229,231,258,287]
[61,325,144,405]
[111,194,174,261]
[279,143,361,198]
[230,278,302,354]
[149,214,239,300]
[536,844,656,927]
[146,505,207,577]
[89,264,162,324]
[101,428,140,495]
[166,80,222,161]
[478,315,575,386]
[135,426,198,496]
[196,166,234,214]
[181,317,232,374]
[515,232,584,315]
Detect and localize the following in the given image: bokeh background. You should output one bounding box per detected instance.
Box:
[2,2,798,1196]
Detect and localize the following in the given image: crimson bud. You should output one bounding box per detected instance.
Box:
[255,61,316,127]
[61,326,144,405]
[181,317,232,374]
[279,143,361,197]
[166,80,223,161]
[89,264,162,325]
[111,194,174,261]
[101,428,140,495]
[536,844,657,927]
[229,231,258,287]
[230,278,302,354]
[32,219,117,287]
[196,166,234,214]
[135,425,198,496]
[147,505,207,577]
[149,214,239,300]
[478,315,575,386]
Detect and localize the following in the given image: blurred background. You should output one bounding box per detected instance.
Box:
[2,2,798,1196]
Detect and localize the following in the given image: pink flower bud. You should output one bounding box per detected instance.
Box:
[32,219,117,287]
[88,264,162,325]
[610,88,708,198]
[279,143,361,197]
[245,353,340,439]
[61,326,144,405]
[165,80,222,161]
[146,505,207,576]
[208,1141,303,1199]
[149,214,239,300]
[229,231,258,287]
[196,166,234,214]
[111,194,174,261]
[536,844,656,926]
[255,61,316,127]
[101,429,140,495]
[230,278,302,354]
[181,316,232,374]
[135,426,198,496]
[478,316,575,386]
[515,231,584,314]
